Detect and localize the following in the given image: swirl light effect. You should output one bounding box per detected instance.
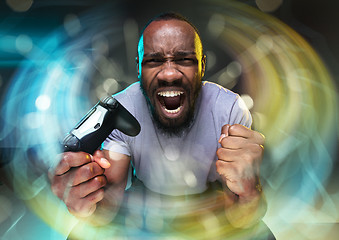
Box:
[205,2,338,239]
[0,0,338,239]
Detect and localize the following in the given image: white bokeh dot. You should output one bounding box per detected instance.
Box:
[35,95,51,111]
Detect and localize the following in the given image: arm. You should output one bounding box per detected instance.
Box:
[90,149,130,225]
[50,150,130,226]
[216,124,267,228]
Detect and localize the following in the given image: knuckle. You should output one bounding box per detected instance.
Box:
[80,163,95,179]
[221,124,229,133]
[67,205,76,214]
[94,163,105,175]
[94,188,105,202]
[58,158,68,168]
[216,148,224,157]
[93,176,107,188]
[250,144,264,158]
[66,197,96,217]
[68,203,84,215]
[215,159,221,167]
[50,178,66,199]
[86,188,105,204]
[64,195,74,208]
[62,152,72,163]
[81,164,92,177]
[75,204,86,213]
[68,185,80,198]
[219,137,227,146]
[51,184,62,199]
[81,163,104,178]
[93,150,104,158]
[215,160,224,171]
[229,124,240,132]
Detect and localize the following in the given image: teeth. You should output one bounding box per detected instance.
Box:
[157,91,184,114]
[158,91,184,97]
[164,106,182,114]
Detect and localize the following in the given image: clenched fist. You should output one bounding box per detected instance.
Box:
[216,124,265,202]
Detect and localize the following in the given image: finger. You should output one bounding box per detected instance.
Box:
[219,136,247,149]
[51,167,78,199]
[67,189,104,218]
[217,145,263,167]
[219,124,230,143]
[70,175,107,198]
[216,159,237,182]
[72,162,105,186]
[229,124,265,145]
[216,147,236,162]
[83,188,105,205]
[93,150,111,169]
[55,152,92,175]
[228,124,251,138]
[51,175,70,200]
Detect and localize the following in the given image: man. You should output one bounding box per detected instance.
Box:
[51,12,267,238]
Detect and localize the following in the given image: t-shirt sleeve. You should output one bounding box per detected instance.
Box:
[228,95,252,128]
[208,86,253,183]
[101,83,141,156]
[102,129,131,156]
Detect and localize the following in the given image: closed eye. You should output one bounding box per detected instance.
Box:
[174,58,197,66]
[141,56,198,67]
[142,58,165,67]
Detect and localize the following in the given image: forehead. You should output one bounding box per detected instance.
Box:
[142,19,198,54]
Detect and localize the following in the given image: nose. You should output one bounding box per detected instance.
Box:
[157,61,182,85]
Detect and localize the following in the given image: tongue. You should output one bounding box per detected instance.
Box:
[163,96,181,110]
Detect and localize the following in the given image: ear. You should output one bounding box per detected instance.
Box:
[201,54,206,78]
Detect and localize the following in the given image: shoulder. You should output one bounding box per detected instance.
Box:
[200,81,252,127]
[112,81,145,117]
[114,82,141,99]
[113,82,142,104]
[201,81,239,103]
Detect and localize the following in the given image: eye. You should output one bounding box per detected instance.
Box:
[142,58,165,67]
[175,58,197,66]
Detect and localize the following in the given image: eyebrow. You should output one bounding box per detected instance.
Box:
[143,51,196,58]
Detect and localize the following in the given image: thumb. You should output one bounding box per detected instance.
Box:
[92,150,111,169]
[218,124,230,143]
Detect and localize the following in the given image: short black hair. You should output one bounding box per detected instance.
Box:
[139,12,203,53]
[141,12,201,39]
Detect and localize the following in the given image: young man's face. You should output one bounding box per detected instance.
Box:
[138,19,205,133]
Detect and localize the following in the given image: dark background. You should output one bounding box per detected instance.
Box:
[0,0,338,91]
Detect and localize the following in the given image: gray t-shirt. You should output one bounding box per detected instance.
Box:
[103,81,252,196]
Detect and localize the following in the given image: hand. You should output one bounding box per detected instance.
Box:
[50,150,111,218]
[216,124,265,202]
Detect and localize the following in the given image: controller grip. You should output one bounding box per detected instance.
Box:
[63,96,140,154]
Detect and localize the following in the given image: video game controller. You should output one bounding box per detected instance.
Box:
[63,96,140,154]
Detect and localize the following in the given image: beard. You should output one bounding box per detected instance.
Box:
[140,80,202,137]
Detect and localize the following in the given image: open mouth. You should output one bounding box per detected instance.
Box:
[157,90,185,114]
